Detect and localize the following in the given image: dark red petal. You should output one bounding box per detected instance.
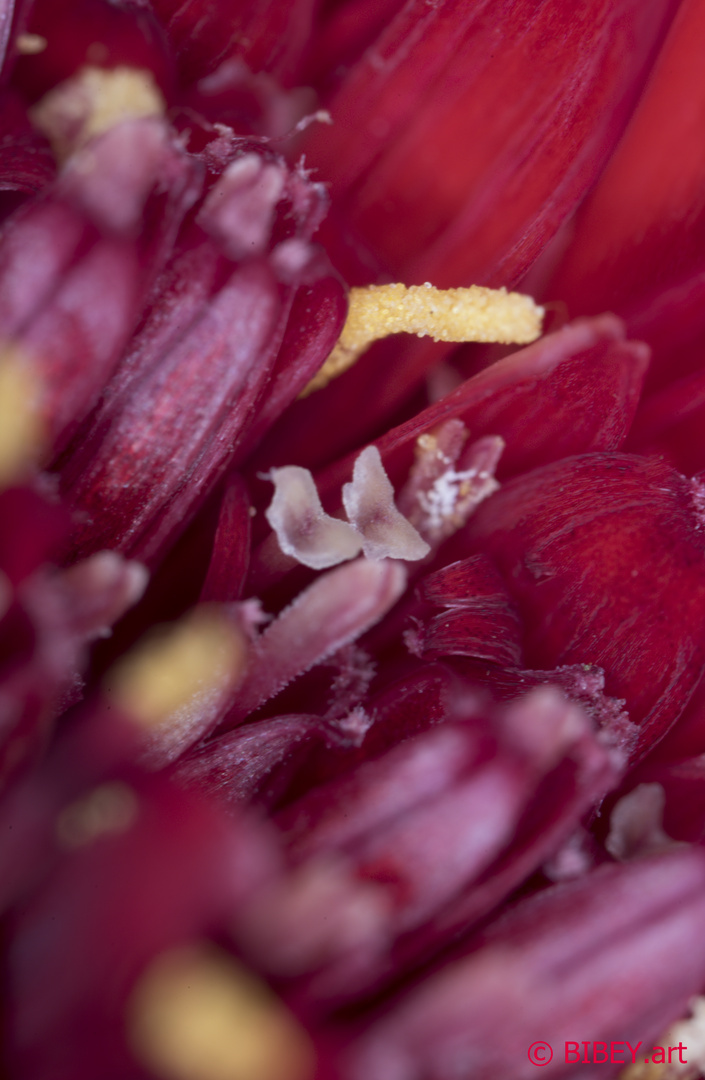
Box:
[0,88,54,213]
[0,550,145,792]
[0,0,30,83]
[0,485,71,584]
[464,453,705,758]
[236,267,348,461]
[174,713,326,811]
[59,145,338,564]
[199,473,252,603]
[303,0,407,94]
[60,259,286,563]
[549,0,705,321]
[5,774,281,1078]
[409,556,523,668]
[626,367,705,476]
[12,0,175,101]
[622,264,705,391]
[149,0,317,86]
[302,0,676,288]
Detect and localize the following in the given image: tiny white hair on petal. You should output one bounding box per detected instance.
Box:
[343,446,430,562]
[264,465,362,570]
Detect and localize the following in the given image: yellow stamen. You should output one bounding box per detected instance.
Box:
[104,607,245,732]
[30,65,165,162]
[127,943,315,1080]
[15,33,48,55]
[302,281,544,395]
[56,782,139,849]
[0,345,44,489]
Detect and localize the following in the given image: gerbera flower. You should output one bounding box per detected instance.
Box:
[3,1,705,1079]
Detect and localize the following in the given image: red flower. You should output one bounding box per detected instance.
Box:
[2,2,705,1079]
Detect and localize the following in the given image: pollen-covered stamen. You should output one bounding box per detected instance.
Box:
[30,65,165,162]
[0,345,44,489]
[303,282,544,394]
[127,943,314,1080]
[343,446,430,561]
[397,420,504,545]
[104,607,247,765]
[264,465,363,570]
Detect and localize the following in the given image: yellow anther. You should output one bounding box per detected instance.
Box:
[303,281,544,394]
[30,65,165,161]
[105,607,245,732]
[56,782,139,849]
[127,943,315,1080]
[0,345,43,489]
[15,33,48,55]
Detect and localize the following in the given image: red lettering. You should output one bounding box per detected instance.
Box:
[593,1043,609,1064]
[565,1043,580,1063]
[626,1042,642,1064]
[610,1043,626,1064]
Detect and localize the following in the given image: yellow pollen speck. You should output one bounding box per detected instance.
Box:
[56,782,139,849]
[30,65,165,162]
[302,281,544,395]
[104,607,246,731]
[127,943,315,1080]
[0,345,44,489]
[15,33,48,55]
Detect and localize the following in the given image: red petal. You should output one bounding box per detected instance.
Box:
[302,0,677,287]
[345,851,705,1080]
[0,88,54,214]
[410,556,523,668]
[12,0,175,101]
[149,0,317,86]
[199,473,252,603]
[465,453,705,758]
[549,0,705,320]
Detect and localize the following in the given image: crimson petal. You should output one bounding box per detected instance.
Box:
[465,452,705,758]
